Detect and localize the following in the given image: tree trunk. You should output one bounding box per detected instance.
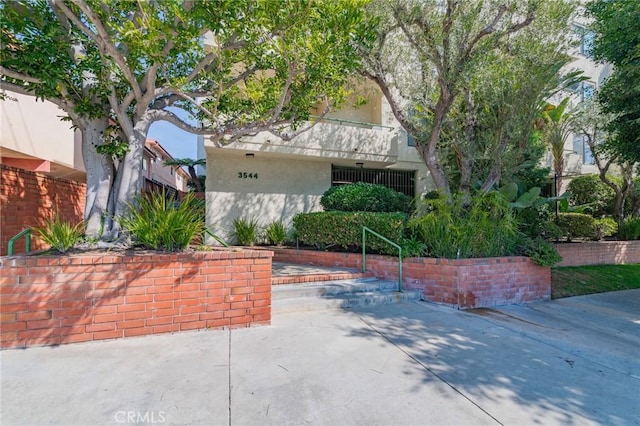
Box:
[80,117,115,239]
[188,166,204,192]
[415,95,453,197]
[106,120,150,238]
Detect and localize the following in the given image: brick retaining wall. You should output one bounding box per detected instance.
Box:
[0,249,272,349]
[0,165,86,256]
[272,249,550,309]
[554,241,640,266]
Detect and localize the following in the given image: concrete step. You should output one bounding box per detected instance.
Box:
[272,278,423,314]
[272,278,397,300]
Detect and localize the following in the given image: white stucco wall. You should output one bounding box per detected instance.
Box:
[0,94,82,171]
[205,151,331,241]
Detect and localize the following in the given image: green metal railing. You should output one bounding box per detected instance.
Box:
[362,226,402,292]
[8,228,32,256]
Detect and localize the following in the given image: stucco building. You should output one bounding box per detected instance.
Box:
[200,83,430,239]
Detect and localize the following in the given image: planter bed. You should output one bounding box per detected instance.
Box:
[272,248,550,309]
[0,248,272,349]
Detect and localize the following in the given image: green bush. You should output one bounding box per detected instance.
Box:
[320,183,412,213]
[231,217,261,246]
[557,213,596,241]
[408,192,519,259]
[36,213,84,253]
[617,217,640,240]
[118,191,204,251]
[593,217,618,240]
[567,175,615,217]
[521,238,562,267]
[264,221,287,246]
[293,211,407,255]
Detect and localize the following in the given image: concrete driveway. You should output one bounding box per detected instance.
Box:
[1,290,639,425]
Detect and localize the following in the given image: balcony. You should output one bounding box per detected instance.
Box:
[205,118,401,165]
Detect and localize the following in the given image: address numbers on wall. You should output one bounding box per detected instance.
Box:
[238,172,258,179]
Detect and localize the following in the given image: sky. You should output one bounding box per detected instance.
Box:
[146,108,201,160]
[147,121,199,160]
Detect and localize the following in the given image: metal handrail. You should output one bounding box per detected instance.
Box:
[362,226,402,292]
[8,228,32,256]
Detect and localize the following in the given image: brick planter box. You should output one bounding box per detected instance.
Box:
[0,249,272,349]
[272,248,550,309]
[554,241,640,266]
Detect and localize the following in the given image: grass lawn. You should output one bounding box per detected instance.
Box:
[551,264,640,299]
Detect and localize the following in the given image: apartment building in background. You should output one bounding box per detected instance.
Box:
[1,93,188,194]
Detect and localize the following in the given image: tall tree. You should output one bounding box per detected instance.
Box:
[360,0,575,199]
[1,0,115,239]
[571,99,639,221]
[587,0,640,164]
[1,0,374,240]
[541,97,573,197]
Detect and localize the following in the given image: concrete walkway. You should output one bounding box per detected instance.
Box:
[1,290,639,425]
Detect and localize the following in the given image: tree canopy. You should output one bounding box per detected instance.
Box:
[1,0,374,240]
[587,0,640,163]
[360,0,576,199]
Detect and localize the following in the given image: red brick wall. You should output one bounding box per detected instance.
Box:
[0,165,86,256]
[555,241,640,266]
[272,249,550,309]
[0,249,272,349]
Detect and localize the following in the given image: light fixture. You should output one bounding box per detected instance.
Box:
[245,153,255,158]
[355,162,364,168]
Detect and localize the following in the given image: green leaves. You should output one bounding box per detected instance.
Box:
[36,213,84,254]
[118,191,205,251]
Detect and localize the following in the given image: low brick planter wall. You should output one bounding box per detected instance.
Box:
[0,249,272,349]
[554,241,640,266]
[273,248,550,309]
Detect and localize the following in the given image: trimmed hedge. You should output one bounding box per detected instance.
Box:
[320,183,412,213]
[557,213,596,241]
[293,211,407,255]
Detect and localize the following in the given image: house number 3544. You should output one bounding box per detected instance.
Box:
[238,172,258,179]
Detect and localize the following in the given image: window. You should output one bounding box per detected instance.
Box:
[574,25,595,58]
[331,165,415,197]
[572,134,595,165]
[142,159,147,170]
[570,81,595,102]
[170,168,174,176]
[407,134,415,147]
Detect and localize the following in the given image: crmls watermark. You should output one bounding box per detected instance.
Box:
[114,411,166,424]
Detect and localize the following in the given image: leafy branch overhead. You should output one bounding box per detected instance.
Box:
[1,0,375,240]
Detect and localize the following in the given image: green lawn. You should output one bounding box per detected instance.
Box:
[551,264,640,299]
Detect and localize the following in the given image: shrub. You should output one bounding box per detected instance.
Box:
[556,213,596,241]
[567,175,615,217]
[36,213,84,253]
[520,238,562,267]
[400,236,427,258]
[118,191,204,251]
[293,211,407,255]
[617,217,640,240]
[408,192,519,259]
[593,218,618,240]
[320,183,412,213]
[264,221,287,246]
[231,217,261,246]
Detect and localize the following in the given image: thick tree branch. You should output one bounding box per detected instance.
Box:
[0,67,43,84]
[54,0,143,101]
